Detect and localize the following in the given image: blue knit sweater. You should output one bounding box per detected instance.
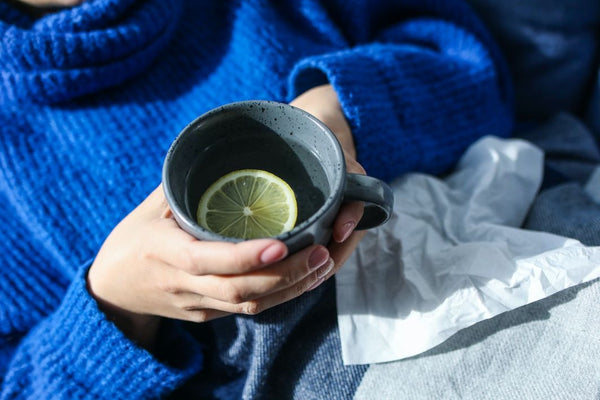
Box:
[0,0,512,398]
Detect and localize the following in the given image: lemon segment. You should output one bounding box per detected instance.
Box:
[197,169,298,239]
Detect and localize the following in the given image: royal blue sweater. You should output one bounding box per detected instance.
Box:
[0,0,512,398]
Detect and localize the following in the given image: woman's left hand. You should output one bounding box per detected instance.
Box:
[290,84,366,285]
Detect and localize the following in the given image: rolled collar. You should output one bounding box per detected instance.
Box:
[0,0,182,104]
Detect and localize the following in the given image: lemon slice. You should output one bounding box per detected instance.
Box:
[197,169,298,239]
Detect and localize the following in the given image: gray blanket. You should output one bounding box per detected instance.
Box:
[353,0,600,396]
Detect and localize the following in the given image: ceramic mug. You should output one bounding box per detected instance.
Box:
[163,100,393,253]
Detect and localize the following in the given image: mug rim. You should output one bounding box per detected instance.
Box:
[162,99,346,243]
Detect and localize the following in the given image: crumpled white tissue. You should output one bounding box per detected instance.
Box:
[337,136,600,365]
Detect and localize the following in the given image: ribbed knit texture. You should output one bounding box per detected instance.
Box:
[0,0,513,398]
[0,0,182,103]
[3,265,203,399]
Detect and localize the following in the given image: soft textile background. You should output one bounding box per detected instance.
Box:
[337,135,600,364]
[467,0,600,121]
[344,1,600,396]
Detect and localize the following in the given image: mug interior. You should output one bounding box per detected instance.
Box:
[163,101,344,239]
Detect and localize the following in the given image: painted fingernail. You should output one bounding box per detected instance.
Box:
[308,246,329,270]
[307,277,325,291]
[338,221,356,243]
[317,258,335,279]
[260,243,287,264]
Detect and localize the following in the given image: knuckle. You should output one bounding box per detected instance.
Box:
[177,295,206,312]
[276,279,312,305]
[220,281,246,304]
[181,243,204,274]
[182,304,198,312]
[139,250,155,264]
[277,271,298,288]
[137,241,158,262]
[162,284,181,295]
[187,309,211,323]
[241,301,262,315]
[297,279,311,296]
[182,244,198,270]
[159,279,183,295]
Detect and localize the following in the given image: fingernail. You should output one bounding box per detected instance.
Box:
[260,243,287,264]
[337,221,356,243]
[317,258,335,279]
[308,246,329,270]
[307,277,325,291]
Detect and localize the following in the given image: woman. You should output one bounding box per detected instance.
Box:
[0,0,512,398]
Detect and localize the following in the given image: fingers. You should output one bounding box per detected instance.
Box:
[149,225,289,275]
[212,259,334,314]
[91,178,361,329]
[332,201,364,243]
[333,157,366,242]
[171,258,335,321]
[133,149,367,323]
[345,154,366,175]
[141,185,290,276]
[142,204,286,276]
[328,230,365,274]
[178,244,331,303]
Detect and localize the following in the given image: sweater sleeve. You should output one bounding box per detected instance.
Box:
[0,185,203,399]
[288,0,514,181]
[1,265,203,400]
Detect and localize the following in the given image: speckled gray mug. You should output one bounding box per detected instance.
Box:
[163,100,393,254]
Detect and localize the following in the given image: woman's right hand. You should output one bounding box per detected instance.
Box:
[87,185,334,349]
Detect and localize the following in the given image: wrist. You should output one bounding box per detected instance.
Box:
[101,301,161,350]
[86,270,161,351]
[291,84,357,159]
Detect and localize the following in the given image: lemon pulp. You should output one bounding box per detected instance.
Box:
[197,169,298,239]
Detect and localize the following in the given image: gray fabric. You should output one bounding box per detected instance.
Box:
[519,113,600,186]
[520,113,600,245]
[525,183,600,246]
[516,113,600,187]
[354,278,600,399]
[355,112,600,398]
[354,1,600,394]
[466,0,600,121]
[586,67,600,139]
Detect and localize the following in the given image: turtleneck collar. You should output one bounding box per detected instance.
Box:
[0,0,182,104]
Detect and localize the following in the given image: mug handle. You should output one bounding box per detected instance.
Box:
[343,173,394,230]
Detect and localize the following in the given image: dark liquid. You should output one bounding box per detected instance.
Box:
[185,129,329,226]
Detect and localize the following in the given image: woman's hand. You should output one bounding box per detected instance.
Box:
[87,186,334,349]
[290,84,367,282]
[87,84,362,350]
